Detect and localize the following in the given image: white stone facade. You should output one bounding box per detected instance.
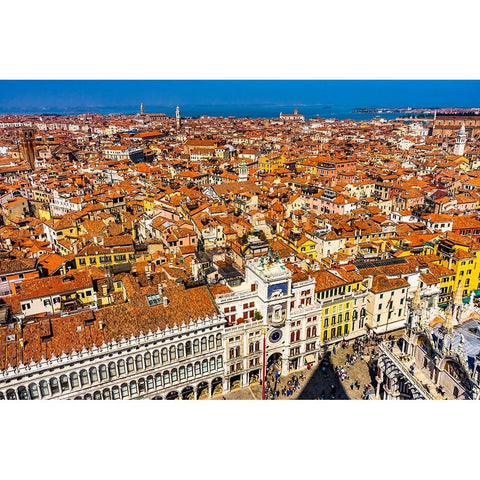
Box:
[0,315,226,400]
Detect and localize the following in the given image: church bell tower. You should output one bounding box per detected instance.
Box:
[19,128,37,170]
[176,106,181,132]
[454,123,467,156]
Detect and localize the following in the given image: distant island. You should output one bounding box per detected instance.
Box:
[354,107,480,116]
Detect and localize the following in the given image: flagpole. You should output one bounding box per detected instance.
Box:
[262,328,266,400]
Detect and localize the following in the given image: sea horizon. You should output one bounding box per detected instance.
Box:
[0,103,470,121]
[0,80,479,120]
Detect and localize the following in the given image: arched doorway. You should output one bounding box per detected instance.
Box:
[166,391,179,400]
[267,352,282,369]
[17,386,29,400]
[249,370,260,384]
[6,389,17,400]
[197,381,209,399]
[182,386,195,400]
[230,375,241,391]
[211,377,223,396]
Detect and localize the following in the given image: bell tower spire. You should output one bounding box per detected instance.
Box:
[176,106,181,132]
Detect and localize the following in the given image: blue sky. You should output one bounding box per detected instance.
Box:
[0,80,479,113]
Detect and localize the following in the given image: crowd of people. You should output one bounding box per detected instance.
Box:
[252,332,402,400]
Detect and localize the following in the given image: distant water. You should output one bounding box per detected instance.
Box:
[1,80,478,119]
[0,104,408,121]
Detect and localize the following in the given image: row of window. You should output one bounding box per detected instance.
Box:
[78,254,135,266]
[322,325,349,341]
[0,356,224,400]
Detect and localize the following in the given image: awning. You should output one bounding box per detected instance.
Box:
[304,354,316,364]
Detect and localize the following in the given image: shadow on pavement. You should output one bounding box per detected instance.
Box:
[297,351,349,400]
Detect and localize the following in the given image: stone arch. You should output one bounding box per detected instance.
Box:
[17,386,28,400]
[126,357,135,373]
[161,347,169,363]
[135,354,144,371]
[201,359,209,374]
[70,372,80,389]
[182,385,195,400]
[6,388,17,400]
[209,357,216,372]
[28,383,39,400]
[211,377,223,396]
[50,377,60,395]
[117,359,126,375]
[79,369,89,386]
[416,334,434,356]
[93,391,102,400]
[98,364,108,382]
[112,385,121,400]
[89,366,99,383]
[166,390,179,400]
[440,357,471,390]
[197,381,209,399]
[144,351,152,368]
[129,380,138,396]
[60,374,70,392]
[229,374,241,391]
[108,362,117,379]
[121,383,129,398]
[84,394,92,400]
[39,380,50,398]
[249,369,260,384]
[267,352,282,369]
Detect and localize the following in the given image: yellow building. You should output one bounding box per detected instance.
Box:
[279,230,317,260]
[75,245,138,269]
[257,154,286,174]
[423,236,480,304]
[312,269,364,343]
[37,206,51,221]
[32,189,52,203]
[143,197,155,212]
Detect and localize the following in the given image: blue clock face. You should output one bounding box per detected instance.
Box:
[269,330,282,343]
